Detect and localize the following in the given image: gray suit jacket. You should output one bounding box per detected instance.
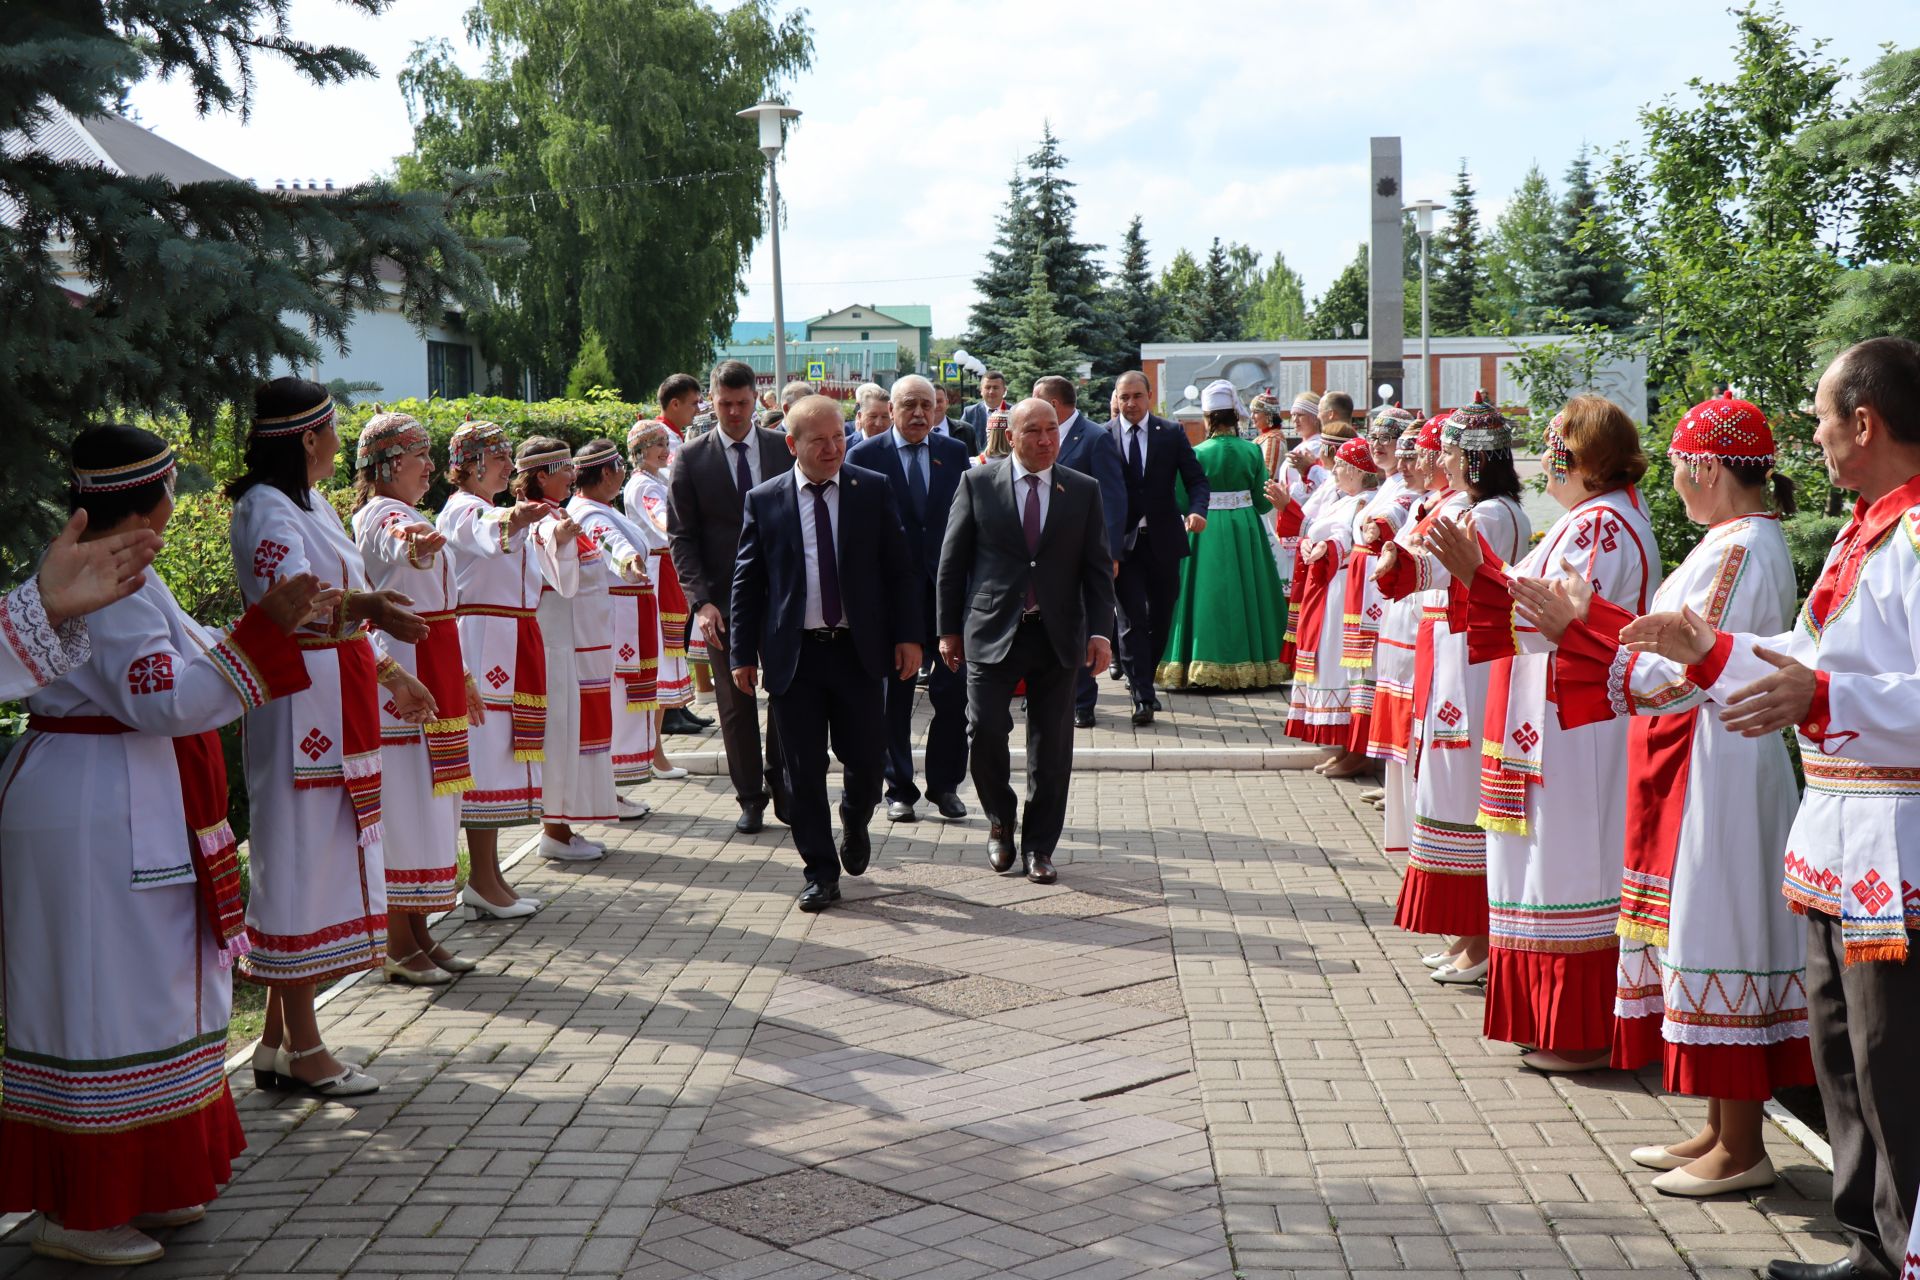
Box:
[666,426,797,621]
[935,459,1116,669]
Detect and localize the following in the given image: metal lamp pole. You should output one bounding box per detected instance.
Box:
[737,100,802,388]
[1404,199,1441,414]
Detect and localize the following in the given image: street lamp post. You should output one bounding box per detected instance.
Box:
[737,99,802,388]
[1404,198,1442,414]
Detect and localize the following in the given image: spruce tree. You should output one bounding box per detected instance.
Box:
[1,0,494,577]
[1306,246,1370,339]
[967,170,1041,359]
[1023,125,1112,364]
[1539,151,1636,330]
[1000,251,1085,399]
[1099,215,1164,377]
[1196,238,1241,341]
[1429,159,1486,335]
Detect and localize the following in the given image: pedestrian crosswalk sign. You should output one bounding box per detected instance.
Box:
[941,361,959,382]
[805,359,825,381]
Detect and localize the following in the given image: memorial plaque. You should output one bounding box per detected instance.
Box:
[1439,357,1480,411]
[1277,360,1314,402]
[1325,359,1368,405]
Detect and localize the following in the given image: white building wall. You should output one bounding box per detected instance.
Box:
[279,307,480,401]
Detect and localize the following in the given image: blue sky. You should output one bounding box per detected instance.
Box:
[128,0,1918,342]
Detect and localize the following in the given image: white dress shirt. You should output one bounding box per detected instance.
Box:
[793,468,841,630]
[719,426,763,494]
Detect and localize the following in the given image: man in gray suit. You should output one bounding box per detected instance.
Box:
[937,398,1116,884]
[667,358,797,832]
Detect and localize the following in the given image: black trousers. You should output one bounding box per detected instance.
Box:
[967,618,1076,858]
[707,632,785,811]
[766,635,884,886]
[883,648,967,804]
[1114,545,1181,698]
[1806,911,1920,1280]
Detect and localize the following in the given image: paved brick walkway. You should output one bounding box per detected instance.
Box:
[0,686,1845,1278]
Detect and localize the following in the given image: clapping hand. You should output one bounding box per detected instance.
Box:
[1508,558,1590,643]
[257,573,343,634]
[1719,648,1819,737]
[1264,479,1290,509]
[1424,516,1483,583]
[36,510,163,626]
[1620,605,1715,665]
[356,588,430,643]
[1300,539,1325,565]
[1371,543,1399,584]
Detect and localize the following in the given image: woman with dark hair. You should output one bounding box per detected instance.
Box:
[436,422,581,913]
[227,377,437,1099]
[350,412,476,984]
[1156,382,1288,689]
[625,424,696,757]
[1511,392,1808,1196]
[1,424,329,1265]
[1427,393,1662,1072]
[1375,405,1531,984]
[565,438,655,820]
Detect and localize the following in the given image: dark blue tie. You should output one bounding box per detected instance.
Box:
[732,441,752,495]
[808,481,843,627]
[1128,425,1144,480]
[905,441,928,517]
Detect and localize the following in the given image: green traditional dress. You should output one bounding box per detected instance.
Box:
[1157,433,1290,690]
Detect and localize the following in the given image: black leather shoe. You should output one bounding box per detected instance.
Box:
[987,825,1017,873]
[798,881,841,912]
[1074,709,1096,728]
[838,806,871,877]
[1131,702,1153,727]
[735,802,766,834]
[1027,853,1057,884]
[1766,1261,1863,1280]
[928,792,967,821]
[886,800,916,822]
[1148,694,1163,712]
[684,707,715,727]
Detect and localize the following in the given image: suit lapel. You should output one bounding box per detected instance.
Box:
[707,432,744,519]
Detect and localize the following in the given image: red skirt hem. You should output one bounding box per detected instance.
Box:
[1394,868,1488,935]
[0,1088,246,1230]
[1613,1019,1816,1100]
[1345,710,1373,756]
[1484,945,1617,1054]
[1284,718,1349,746]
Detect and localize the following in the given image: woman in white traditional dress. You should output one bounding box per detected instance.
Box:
[1336,407,1419,774]
[1428,394,1662,1073]
[1359,425,1432,847]
[511,436,614,861]
[227,379,438,1099]
[436,422,581,915]
[626,423,698,749]
[1376,410,1530,985]
[568,438,659,818]
[350,412,479,984]
[1512,393,1810,1196]
[618,423,682,778]
[1,426,330,1267]
[1285,435,1377,760]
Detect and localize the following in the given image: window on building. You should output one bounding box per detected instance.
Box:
[860,330,870,340]
[428,340,473,399]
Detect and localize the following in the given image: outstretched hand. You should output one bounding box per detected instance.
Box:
[1508,559,1591,644]
[1371,543,1399,584]
[257,573,343,634]
[1720,647,1818,737]
[358,588,430,643]
[37,510,163,626]
[1621,605,1715,665]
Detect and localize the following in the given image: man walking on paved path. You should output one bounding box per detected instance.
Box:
[937,397,1114,885]
[848,375,974,824]
[1033,374,1125,730]
[729,396,922,912]
[666,358,795,833]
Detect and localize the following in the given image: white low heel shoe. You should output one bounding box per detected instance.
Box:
[276,1045,380,1098]
[1651,1156,1775,1197]
[461,886,538,920]
[1431,956,1490,985]
[1629,1145,1691,1171]
[616,796,652,820]
[652,764,689,780]
[33,1220,163,1266]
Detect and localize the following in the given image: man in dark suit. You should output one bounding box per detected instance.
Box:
[959,370,1010,446]
[1105,369,1210,725]
[932,383,978,454]
[667,358,797,833]
[848,375,973,823]
[730,397,923,911]
[1033,374,1126,728]
[937,398,1116,885]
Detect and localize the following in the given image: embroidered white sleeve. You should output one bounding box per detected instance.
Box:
[0,575,90,695]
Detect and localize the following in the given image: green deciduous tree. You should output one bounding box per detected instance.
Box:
[1155,248,1205,342]
[0,0,494,577]
[1000,251,1084,399]
[1429,159,1484,335]
[401,0,812,399]
[1100,215,1164,376]
[1306,245,1369,339]
[1246,251,1308,341]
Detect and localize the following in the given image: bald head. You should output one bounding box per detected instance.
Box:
[784,395,849,482]
[1009,397,1060,471]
